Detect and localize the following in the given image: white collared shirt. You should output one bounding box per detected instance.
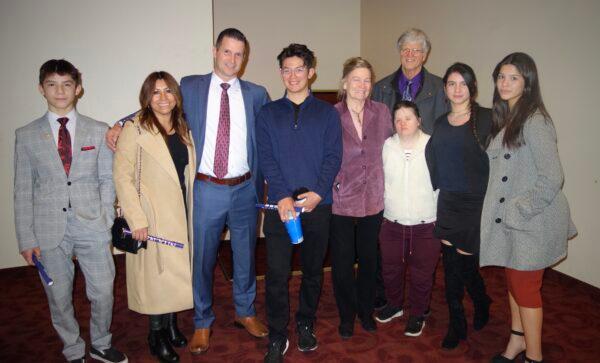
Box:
[198,73,249,177]
[47,109,77,147]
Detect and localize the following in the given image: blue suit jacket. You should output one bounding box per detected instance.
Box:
[180,73,269,200]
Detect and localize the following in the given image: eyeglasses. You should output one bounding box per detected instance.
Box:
[400,48,424,55]
[281,66,307,76]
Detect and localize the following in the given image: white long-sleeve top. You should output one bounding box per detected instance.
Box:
[382,131,438,225]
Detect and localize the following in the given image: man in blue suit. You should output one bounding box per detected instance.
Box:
[180,28,270,354]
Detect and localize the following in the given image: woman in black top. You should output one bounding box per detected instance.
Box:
[425,62,492,349]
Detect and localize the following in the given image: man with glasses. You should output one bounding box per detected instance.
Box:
[372,28,447,134]
[256,43,342,362]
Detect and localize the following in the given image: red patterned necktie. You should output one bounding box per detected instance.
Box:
[213,83,230,178]
[57,117,72,175]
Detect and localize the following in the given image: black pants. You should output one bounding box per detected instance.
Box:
[330,212,382,326]
[264,205,331,342]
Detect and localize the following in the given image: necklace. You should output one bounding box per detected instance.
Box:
[448,108,471,126]
[449,109,470,118]
[349,104,365,125]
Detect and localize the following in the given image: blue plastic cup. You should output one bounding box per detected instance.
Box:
[284,211,304,244]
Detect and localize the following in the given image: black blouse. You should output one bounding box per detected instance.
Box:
[166,133,189,205]
[425,107,492,194]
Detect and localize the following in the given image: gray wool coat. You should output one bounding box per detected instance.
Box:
[480,113,576,271]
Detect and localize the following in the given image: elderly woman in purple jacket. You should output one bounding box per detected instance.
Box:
[330,57,393,339]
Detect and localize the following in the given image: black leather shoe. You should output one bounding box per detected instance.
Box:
[165,313,187,348]
[148,329,179,363]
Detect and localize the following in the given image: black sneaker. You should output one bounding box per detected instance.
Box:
[296,323,318,352]
[375,305,403,323]
[69,358,85,363]
[404,316,425,337]
[264,338,289,363]
[89,347,128,363]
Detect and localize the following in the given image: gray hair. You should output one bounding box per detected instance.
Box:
[396,28,431,54]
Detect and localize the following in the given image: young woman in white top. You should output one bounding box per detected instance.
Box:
[376,100,439,337]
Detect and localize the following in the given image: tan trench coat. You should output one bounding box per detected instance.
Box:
[113,120,196,314]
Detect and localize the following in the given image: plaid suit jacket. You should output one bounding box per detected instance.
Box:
[14,112,115,252]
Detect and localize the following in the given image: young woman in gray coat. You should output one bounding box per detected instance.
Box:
[481,53,576,363]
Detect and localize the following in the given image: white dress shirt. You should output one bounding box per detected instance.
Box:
[198,73,249,178]
[47,109,77,147]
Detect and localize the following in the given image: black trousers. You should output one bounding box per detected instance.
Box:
[264,205,331,342]
[330,212,382,326]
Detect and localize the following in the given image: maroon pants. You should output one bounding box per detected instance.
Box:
[379,219,441,317]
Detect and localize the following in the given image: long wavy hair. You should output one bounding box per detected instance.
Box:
[491,52,551,148]
[138,71,191,145]
[443,62,488,149]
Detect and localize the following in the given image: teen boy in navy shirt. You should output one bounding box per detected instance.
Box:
[256,44,342,362]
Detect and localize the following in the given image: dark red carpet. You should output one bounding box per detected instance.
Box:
[1,250,599,362]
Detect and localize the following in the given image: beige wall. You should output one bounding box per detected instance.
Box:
[0,0,213,269]
[362,0,600,287]
[214,0,361,97]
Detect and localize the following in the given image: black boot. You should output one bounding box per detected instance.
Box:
[148,329,179,362]
[164,312,187,347]
[443,302,467,349]
[459,253,491,331]
[441,245,467,350]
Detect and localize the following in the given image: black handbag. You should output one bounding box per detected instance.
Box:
[111,216,147,254]
[112,124,147,254]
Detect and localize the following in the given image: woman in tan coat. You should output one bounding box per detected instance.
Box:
[114,71,196,363]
